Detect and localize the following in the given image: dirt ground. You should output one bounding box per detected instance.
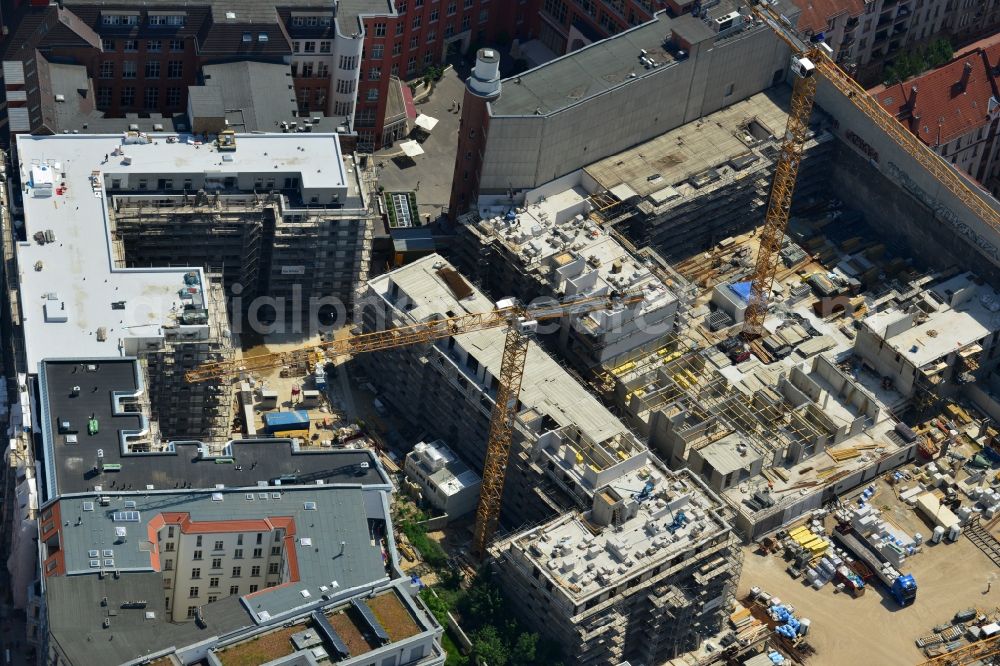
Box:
[739,530,1000,665]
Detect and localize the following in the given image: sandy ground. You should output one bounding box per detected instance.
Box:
[739,531,1000,665]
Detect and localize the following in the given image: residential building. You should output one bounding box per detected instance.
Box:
[452,169,682,373]
[490,465,742,665]
[0,0,521,150]
[357,254,657,525]
[873,42,1000,198]
[404,439,482,518]
[448,4,799,217]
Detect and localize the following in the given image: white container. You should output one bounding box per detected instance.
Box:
[931,526,945,544]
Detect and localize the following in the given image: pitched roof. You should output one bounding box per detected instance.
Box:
[875,49,1000,146]
[791,0,865,34]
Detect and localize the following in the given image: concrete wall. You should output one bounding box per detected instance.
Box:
[817,81,1000,280]
[479,27,789,193]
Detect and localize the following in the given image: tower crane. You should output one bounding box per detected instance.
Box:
[741,0,1000,338]
[185,290,644,558]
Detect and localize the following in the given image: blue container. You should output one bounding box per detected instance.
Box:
[263,410,310,433]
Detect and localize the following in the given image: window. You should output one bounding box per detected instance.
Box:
[304,41,316,52]
[187,606,197,618]
[369,66,381,80]
[427,29,436,43]
[120,86,135,106]
[193,550,203,560]
[124,39,139,52]
[448,1,456,15]
[320,41,332,53]
[374,22,387,36]
[397,22,405,35]
[445,24,454,37]
[122,61,137,79]
[188,586,199,598]
[333,100,353,116]
[372,43,384,59]
[164,558,174,571]
[253,548,263,558]
[430,8,439,21]
[268,562,280,575]
[393,42,402,55]
[145,61,160,78]
[144,87,159,108]
[207,595,218,604]
[249,584,259,593]
[97,86,112,106]
[149,14,185,26]
[399,2,407,13]
[168,61,183,78]
[367,88,379,101]
[336,79,355,94]
[209,577,220,588]
[479,8,489,22]
[271,545,281,556]
[464,0,472,7]
[242,32,252,42]
[229,585,239,594]
[147,40,162,52]
[164,542,175,552]
[232,566,242,577]
[170,38,184,51]
[423,51,434,65]
[407,56,417,74]
[412,15,422,28]
[237,535,244,546]
[461,15,470,30]
[99,61,114,79]
[167,87,181,107]
[196,537,203,547]
[339,55,358,70]
[211,558,222,569]
[256,534,263,545]
[234,548,244,559]
[410,35,419,49]
[302,62,314,77]
[191,568,201,579]
[102,38,115,51]
[251,565,261,577]
[103,14,139,26]
[318,62,329,77]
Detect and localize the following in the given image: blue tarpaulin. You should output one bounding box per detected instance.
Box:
[729,281,753,303]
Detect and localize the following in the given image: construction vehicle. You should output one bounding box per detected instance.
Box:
[186,290,644,558]
[741,0,1000,339]
[832,520,917,606]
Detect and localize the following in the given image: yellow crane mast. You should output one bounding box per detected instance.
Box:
[185,291,644,558]
[742,0,1000,338]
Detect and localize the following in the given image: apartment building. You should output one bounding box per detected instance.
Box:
[357,253,661,525]
[490,465,742,665]
[449,3,798,217]
[873,41,1000,198]
[404,439,482,518]
[0,0,521,149]
[452,169,681,373]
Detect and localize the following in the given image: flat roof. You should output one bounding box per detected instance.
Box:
[369,255,630,444]
[490,15,675,117]
[499,467,730,603]
[584,90,790,199]
[15,133,347,373]
[56,486,389,619]
[39,359,387,499]
[863,272,1000,368]
[47,485,406,666]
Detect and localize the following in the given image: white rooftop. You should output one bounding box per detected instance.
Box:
[476,179,676,323]
[862,272,1000,368]
[369,254,630,443]
[14,132,349,371]
[407,440,481,497]
[505,467,729,602]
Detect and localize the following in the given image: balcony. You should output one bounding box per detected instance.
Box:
[874,30,889,43]
[846,16,860,28]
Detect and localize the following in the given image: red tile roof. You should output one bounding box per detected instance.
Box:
[875,48,1000,146]
[792,0,865,34]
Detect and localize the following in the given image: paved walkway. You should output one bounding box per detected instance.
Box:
[375,66,467,223]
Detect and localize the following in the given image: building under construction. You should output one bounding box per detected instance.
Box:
[106,132,375,328]
[490,465,741,665]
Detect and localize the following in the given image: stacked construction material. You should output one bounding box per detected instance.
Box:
[769,604,809,640]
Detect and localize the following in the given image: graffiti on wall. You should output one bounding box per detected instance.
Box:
[887,161,1000,261]
[845,130,879,163]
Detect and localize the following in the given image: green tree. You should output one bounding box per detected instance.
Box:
[926,38,954,68]
[509,632,538,666]
[472,626,508,666]
[457,578,505,630]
